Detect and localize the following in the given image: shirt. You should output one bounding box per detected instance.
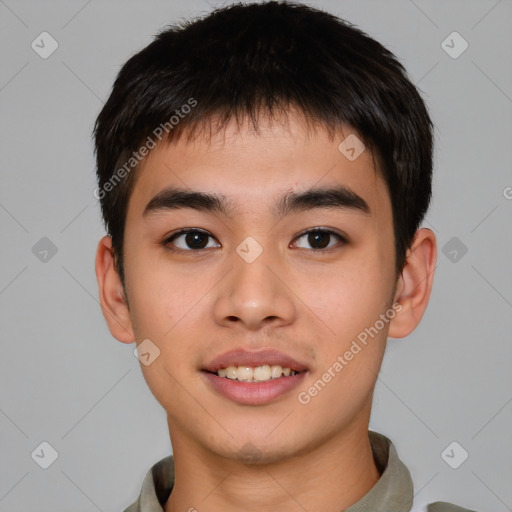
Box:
[123,431,477,512]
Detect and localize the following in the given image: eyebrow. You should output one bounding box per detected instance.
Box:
[143,185,370,220]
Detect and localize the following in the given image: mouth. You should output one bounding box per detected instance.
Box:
[206,364,301,382]
[201,349,309,405]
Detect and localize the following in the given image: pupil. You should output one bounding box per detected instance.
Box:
[309,231,329,249]
[186,231,208,249]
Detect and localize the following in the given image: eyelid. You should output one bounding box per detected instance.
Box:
[291,227,348,250]
[293,226,347,240]
[164,228,220,251]
[166,227,212,239]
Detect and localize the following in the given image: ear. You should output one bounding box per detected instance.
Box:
[95,235,135,344]
[388,228,437,339]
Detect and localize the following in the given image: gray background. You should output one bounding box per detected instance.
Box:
[0,0,511,511]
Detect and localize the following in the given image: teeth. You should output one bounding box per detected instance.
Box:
[237,366,254,382]
[225,366,237,379]
[270,365,282,378]
[253,365,271,381]
[216,364,297,382]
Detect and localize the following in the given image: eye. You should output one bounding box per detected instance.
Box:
[163,227,346,254]
[164,229,220,252]
[292,228,346,251]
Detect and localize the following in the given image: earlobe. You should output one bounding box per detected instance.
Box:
[388,228,437,339]
[95,235,135,344]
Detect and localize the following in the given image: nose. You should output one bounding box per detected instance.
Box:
[212,244,297,331]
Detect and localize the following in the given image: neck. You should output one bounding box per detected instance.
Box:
[164,418,380,512]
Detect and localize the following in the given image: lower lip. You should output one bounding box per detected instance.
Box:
[201,371,307,405]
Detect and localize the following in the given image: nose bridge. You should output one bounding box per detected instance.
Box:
[212,237,296,330]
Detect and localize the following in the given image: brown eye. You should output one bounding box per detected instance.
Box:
[165,229,220,251]
[293,229,346,250]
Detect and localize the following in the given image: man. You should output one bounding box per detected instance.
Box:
[93,2,476,511]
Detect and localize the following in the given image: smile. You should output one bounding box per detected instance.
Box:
[201,348,310,405]
[216,364,298,382]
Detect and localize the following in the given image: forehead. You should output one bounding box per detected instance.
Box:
[126,112,390,222]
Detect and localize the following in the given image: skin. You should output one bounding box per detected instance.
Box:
[96,111,436,512]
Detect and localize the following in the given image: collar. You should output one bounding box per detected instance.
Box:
[123,430,414,512]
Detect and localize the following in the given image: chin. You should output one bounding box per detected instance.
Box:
[227,440,302,466]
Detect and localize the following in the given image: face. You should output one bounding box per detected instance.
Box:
[120,113,399,462]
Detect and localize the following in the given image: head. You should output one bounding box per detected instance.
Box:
[94,1,436,463]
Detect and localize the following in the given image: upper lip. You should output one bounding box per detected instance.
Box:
[202,349,309,373]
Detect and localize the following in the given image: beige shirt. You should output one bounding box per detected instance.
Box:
[123,431,476,512]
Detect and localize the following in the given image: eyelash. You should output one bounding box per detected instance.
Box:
[162,228,347,254]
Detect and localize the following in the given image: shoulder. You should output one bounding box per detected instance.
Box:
[122,499,140,512]
[427,501,479,512]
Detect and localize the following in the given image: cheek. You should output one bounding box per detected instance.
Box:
[296,253,393,339]
[124,246,199,339]
[125,273,169,341]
